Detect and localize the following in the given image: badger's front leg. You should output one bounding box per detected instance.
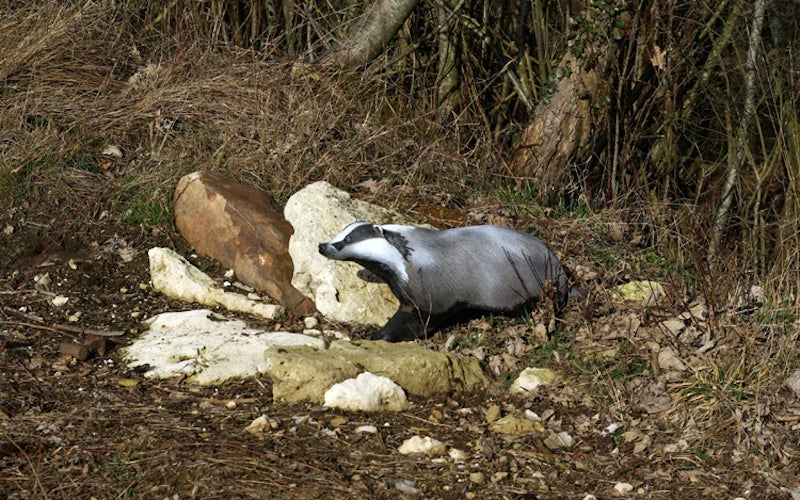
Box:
[370,304,426,342]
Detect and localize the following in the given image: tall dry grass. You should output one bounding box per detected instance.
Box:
[0,1,495,216]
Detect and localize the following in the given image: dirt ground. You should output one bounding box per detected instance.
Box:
[1,199,799,500]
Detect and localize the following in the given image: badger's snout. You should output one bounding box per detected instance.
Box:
[319,242,336,258]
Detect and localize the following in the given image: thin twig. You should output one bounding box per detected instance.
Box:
[3,307,126,336]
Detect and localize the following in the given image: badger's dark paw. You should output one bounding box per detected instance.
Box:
[370,328,416,343]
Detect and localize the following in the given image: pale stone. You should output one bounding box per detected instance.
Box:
[491,472,509,483]
[485,404,501,423]
[448,448,468,461]
[612,281,666,306]
[122,309,323,384]
[394,480,420,496]
[489,414,544,435]
[173,171,314,315]
[101,145,123,158]
[264,339,487,403]
[284,181,428,326]
[148,247,284,320]
[469,472,486,484]
[323,372,409,412]
[614,482,634,494]
[543,431,574,450]
[510,367,561,394]
[397,436,447,456]
[355,425,378,434]
[51,295,69,307]
[244,416,270,433]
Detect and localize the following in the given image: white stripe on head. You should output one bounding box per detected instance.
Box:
[380,224,415,233]
[341,238,408,284]
[328,221,369,244]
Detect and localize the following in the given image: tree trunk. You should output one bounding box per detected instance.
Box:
[436,0,460,111]
[508,53,598,193]
[329,0,421,67]
[710,0,767,255]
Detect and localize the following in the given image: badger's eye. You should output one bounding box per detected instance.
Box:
[344,235,352,244]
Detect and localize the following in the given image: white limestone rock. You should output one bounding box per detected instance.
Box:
[510,367,561,394]
[397,436,447,456]
[614,482,634,494]
[122,309,323,384]
[284,181,424,326]
[323,372,409,412]
[148,247,284,320]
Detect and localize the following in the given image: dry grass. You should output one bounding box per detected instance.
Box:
[0,1,499,217]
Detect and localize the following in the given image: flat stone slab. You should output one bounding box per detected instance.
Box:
[148,247,284,320]
[122,309,324,385]
[264,339,488,403]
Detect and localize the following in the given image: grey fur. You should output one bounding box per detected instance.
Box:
[319,223,567,342]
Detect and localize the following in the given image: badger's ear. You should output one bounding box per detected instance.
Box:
[375,225,385,236]
[382,229,412,260]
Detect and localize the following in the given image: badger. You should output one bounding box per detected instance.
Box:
[318,221,568,342]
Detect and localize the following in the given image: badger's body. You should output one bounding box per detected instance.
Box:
[319,222,567,342]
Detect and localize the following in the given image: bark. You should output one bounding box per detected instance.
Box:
[436,0,461,110]
[710,0,767,254]
[330,0,421,67]
[508,53,598,191]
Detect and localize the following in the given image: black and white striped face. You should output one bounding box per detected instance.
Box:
[318,221,410,284]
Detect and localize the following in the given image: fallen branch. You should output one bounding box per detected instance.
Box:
[2,307,126,337]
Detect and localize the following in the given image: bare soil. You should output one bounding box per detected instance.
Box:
[1,200,799,500]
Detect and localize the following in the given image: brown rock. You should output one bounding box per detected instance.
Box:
[174,171,315,315]
[59,342,91,361]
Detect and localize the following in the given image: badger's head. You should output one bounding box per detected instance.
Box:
[318,221,411,284]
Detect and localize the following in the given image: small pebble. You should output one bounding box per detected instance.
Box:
[395,480,419,496]
[485,404,501,423]
[448,448,468,461]
[469,472,485,484]
[614,482,633,494]
[491,472,508,483]
[52,296,69,307]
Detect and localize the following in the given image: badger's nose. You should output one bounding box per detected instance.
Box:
[318,243,327,255]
